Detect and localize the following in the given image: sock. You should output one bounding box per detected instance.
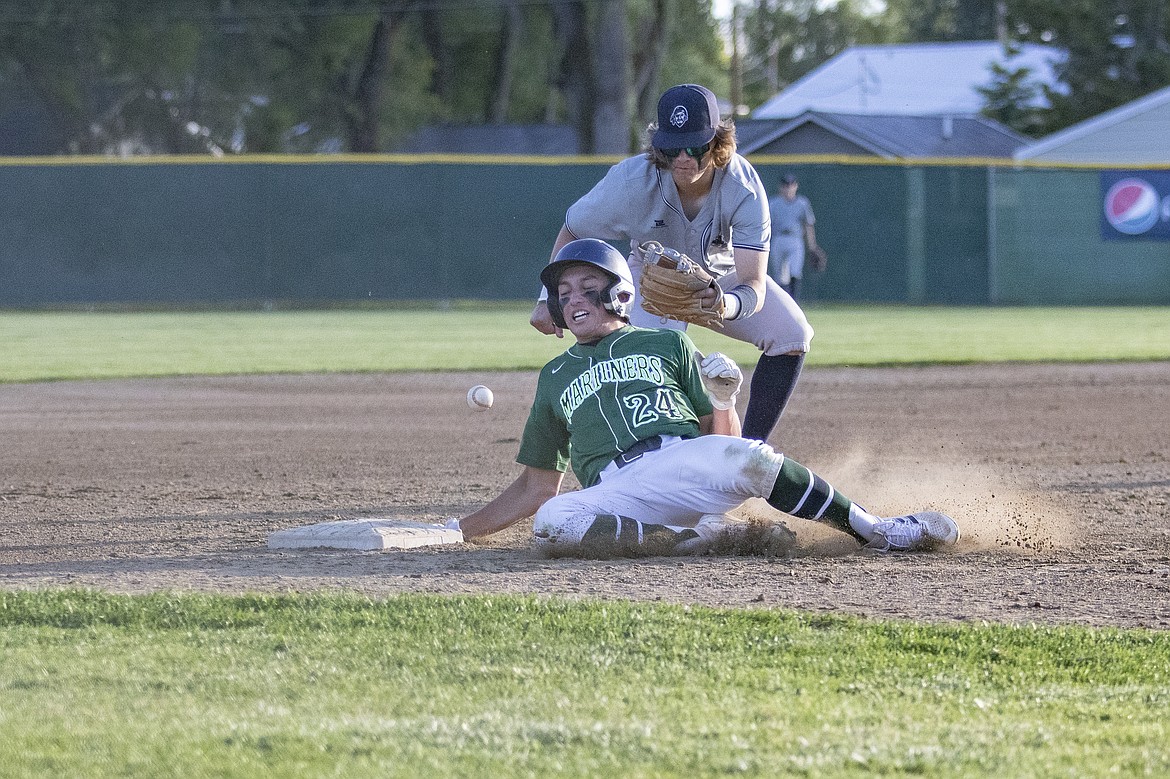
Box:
[765,456,869,542]
[741,353,805,442]
[847,504,880,543]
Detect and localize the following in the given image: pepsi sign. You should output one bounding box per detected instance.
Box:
[1100,171,1170,240]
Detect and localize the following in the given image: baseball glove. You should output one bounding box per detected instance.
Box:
[808,245,828,272]
[637,241,725,329]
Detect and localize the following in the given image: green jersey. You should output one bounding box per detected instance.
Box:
[517,326,714,488]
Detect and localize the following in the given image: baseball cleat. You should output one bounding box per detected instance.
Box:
[676,514,799,557]
[865,511,960,552]
[674,514,731,555]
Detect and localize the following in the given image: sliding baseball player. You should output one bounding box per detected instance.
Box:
[453,238,960,556]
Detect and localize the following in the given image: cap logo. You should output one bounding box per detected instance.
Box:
[669,105,689,128]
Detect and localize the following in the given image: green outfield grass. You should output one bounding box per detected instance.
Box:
[1,304,1168,383]
[1,591,1166,778]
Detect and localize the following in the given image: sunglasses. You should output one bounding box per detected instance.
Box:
[660,143,710,160]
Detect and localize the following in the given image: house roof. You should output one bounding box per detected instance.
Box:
[753,41,1067,119]
[1014,84,1170,160]
[737,112,1031,159]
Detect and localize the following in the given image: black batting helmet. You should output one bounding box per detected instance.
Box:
[541,239,636,329]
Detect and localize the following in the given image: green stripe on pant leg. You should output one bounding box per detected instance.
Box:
[640,522,700,557]
[581,514,621,548]
[579,514,699,557]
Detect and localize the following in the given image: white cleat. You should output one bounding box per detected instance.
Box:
[674,514,733,555]
[866,511,960,552]
[675,514,798,557]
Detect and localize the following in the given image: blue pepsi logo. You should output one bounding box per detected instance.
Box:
[1104,178,1161,235]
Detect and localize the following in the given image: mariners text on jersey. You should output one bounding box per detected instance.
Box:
[559,354,666,421]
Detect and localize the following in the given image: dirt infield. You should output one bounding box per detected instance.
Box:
[2,362,1168,629]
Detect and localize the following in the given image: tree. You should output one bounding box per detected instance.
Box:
[544,0,724,153]
[882,0,1003,42]
[738,0,1170,139]
[0,0,730,155]
[631,0,674,128]
[0,0,219,154]
[1009,0,1170,133]
[487,0,522,124]
[416,2,558,127]
[346,5,409,152]
[257,1,439,153]
[592,0,632,152]
[976,47,1047,136]
[739,0,889,110]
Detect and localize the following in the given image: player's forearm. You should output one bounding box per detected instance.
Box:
[729,248,768,316]
[551,224,575,260]
[703,409,741,437]
[460,492,544,539]
[458,468,562,539]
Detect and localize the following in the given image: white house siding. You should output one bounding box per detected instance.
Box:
[1022,101,1170,164]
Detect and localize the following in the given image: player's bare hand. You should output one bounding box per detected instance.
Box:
[530,301,564,338]
[699,352,743,410]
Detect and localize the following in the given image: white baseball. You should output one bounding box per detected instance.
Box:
[467,384,494,411]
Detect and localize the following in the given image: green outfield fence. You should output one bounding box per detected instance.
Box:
[1,154,1168,306]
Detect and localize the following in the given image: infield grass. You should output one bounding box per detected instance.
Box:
[1,591,1167,778]
[1,304,1168,383]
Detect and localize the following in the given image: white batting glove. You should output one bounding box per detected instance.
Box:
[699,352,743,411]
[443,518,465,541]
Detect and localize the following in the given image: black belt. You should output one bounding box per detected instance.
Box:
[779,228,796,235]
[613,435,663,469]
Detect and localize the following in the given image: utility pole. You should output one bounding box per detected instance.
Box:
[759,0,778,94]
[730,2,743,114]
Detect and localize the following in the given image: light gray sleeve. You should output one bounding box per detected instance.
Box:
[565,160,637,241]
[728,163,770,252]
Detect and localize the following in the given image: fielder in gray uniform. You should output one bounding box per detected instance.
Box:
[530,84,810,443]
[768,173,819,300]
[458,238,960,557]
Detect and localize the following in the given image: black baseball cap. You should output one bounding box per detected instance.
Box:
[780,173,798,185]
[652,84,720,149]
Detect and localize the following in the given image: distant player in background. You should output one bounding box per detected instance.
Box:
[529,83,811,444]
[459,238,960,557]
[768,173,821,301]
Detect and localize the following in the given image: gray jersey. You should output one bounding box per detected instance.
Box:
[552,152,813,359]
[768,194,815,281]
[768,195,814,245]
[565,153,770,277]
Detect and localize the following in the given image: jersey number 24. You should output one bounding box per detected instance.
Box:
[623,390,684,427]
